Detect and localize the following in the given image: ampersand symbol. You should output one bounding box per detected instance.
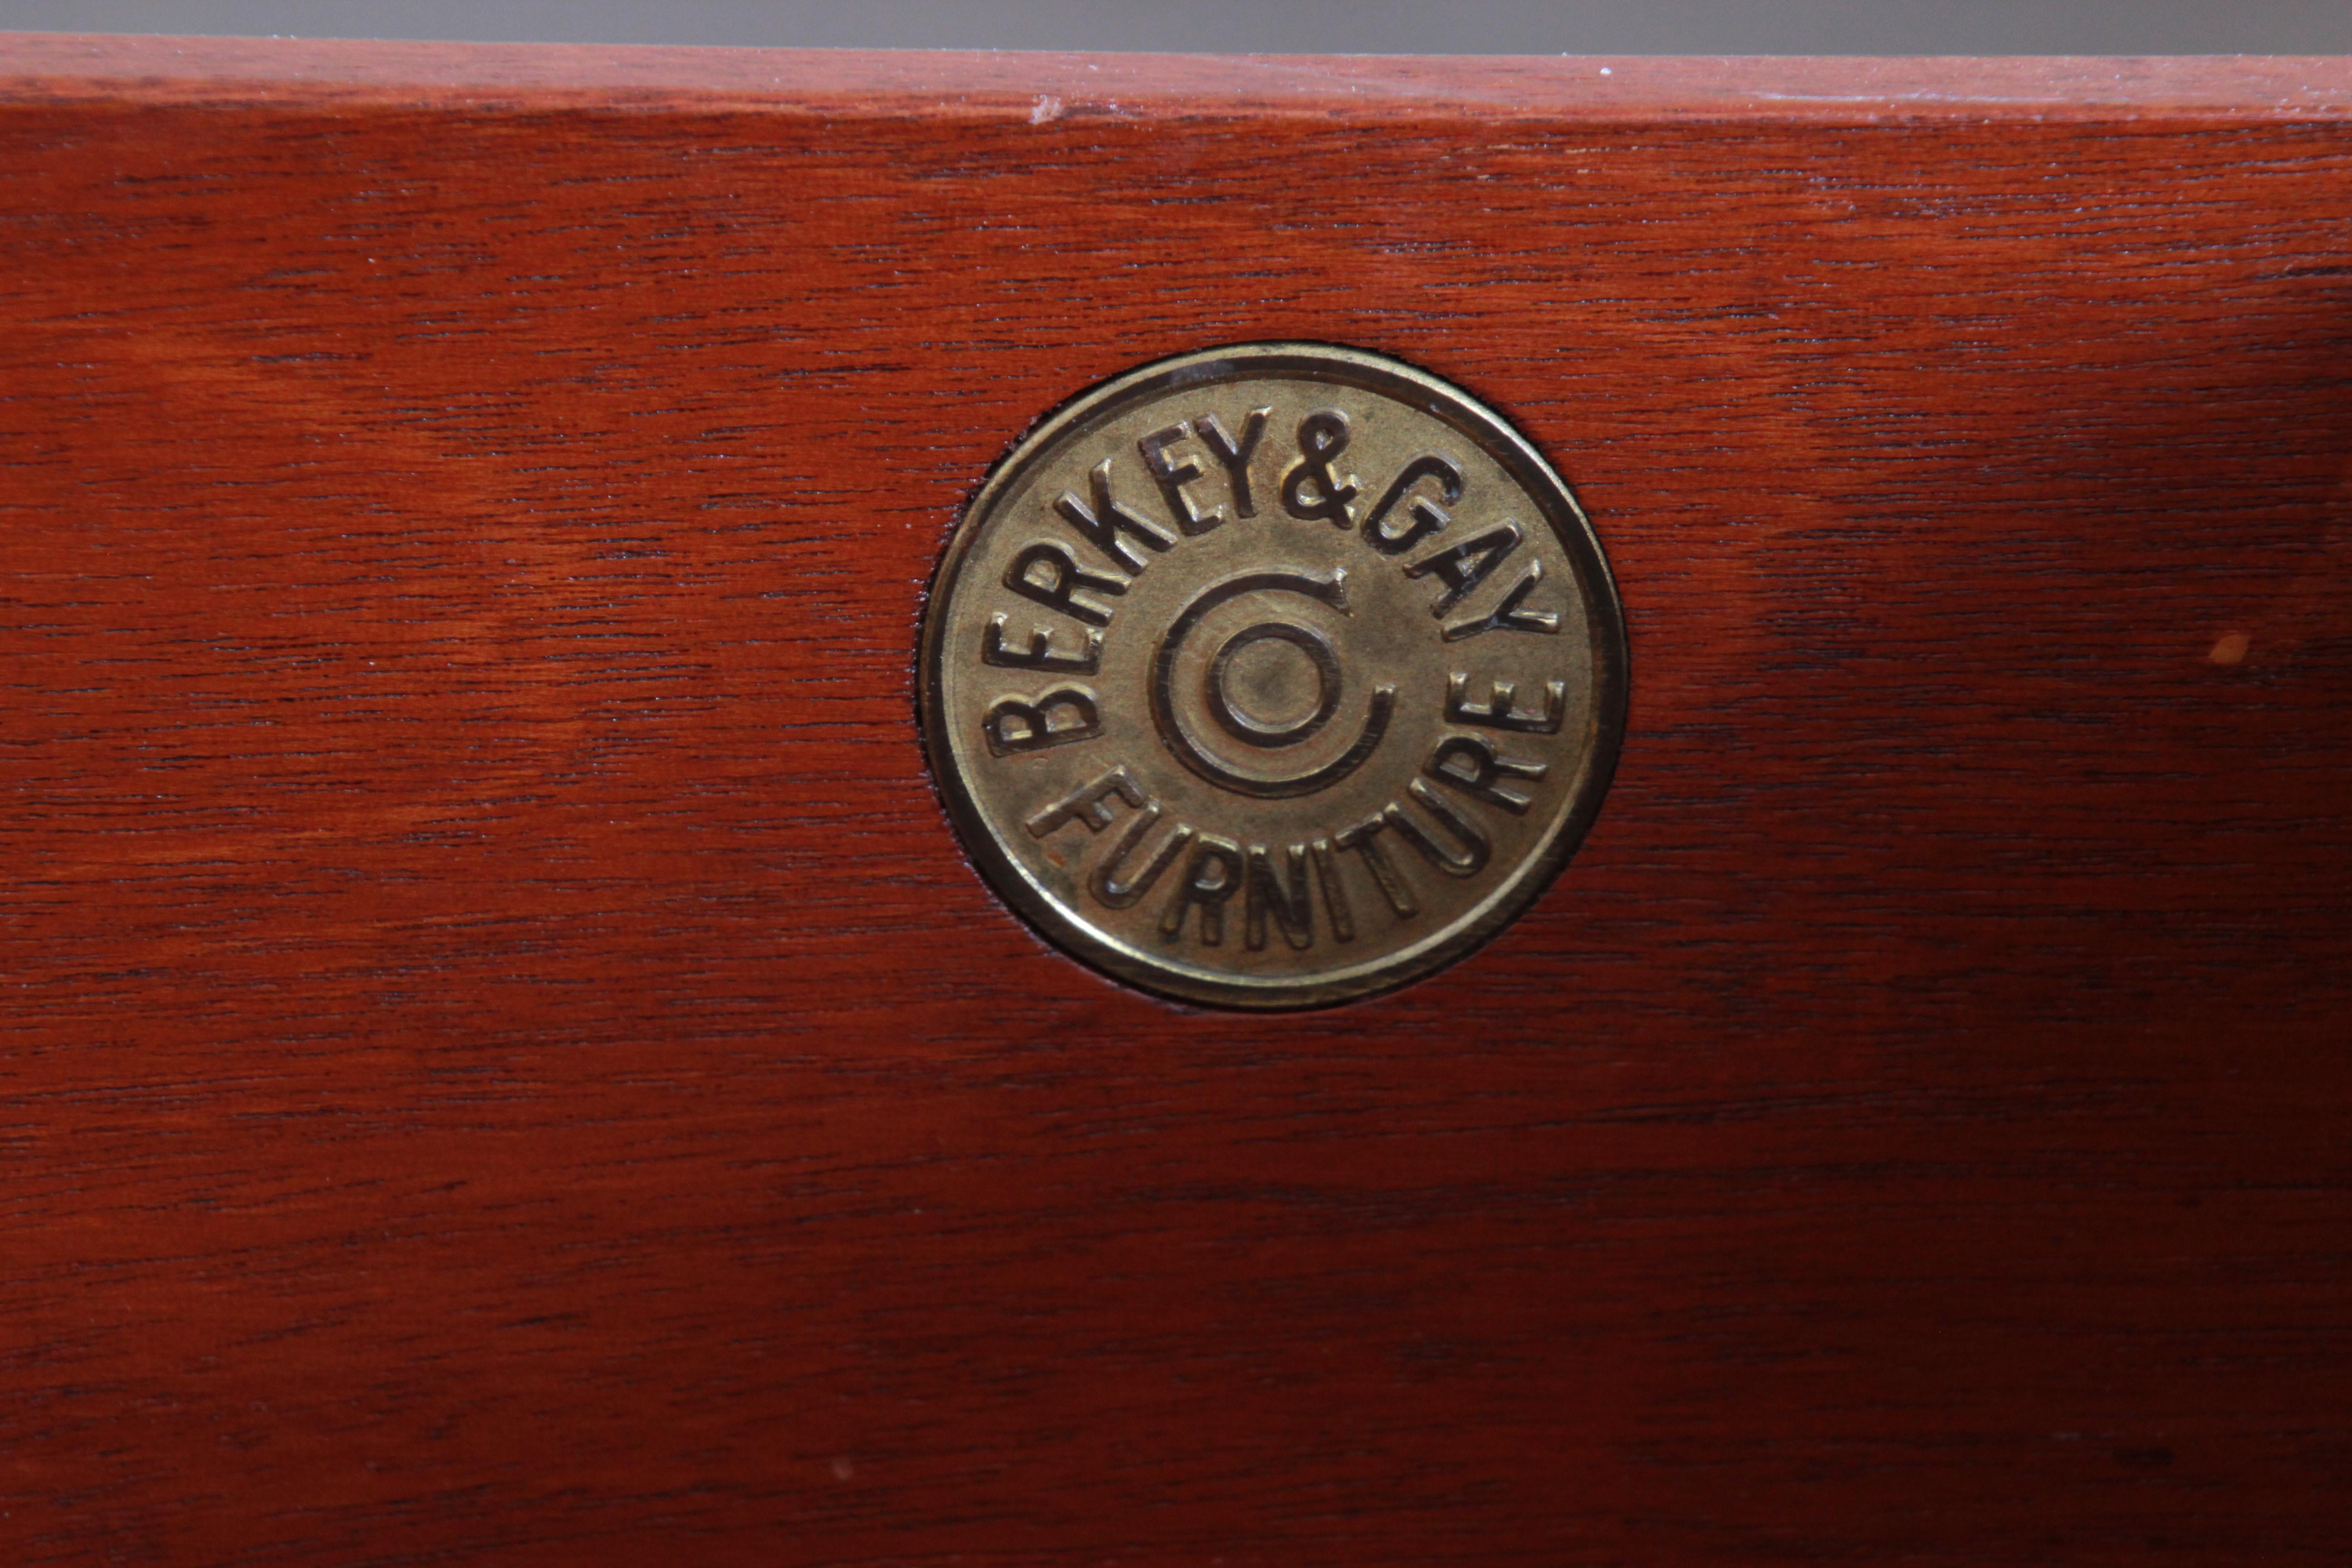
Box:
[1280,408,1359,528]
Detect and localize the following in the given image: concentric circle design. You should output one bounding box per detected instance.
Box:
[1207,622,1338,748]
[919,343,1628,1009]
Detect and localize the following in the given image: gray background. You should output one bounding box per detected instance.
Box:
[5,0,2352,55]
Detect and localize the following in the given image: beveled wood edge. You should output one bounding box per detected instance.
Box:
[0,33,2346,119]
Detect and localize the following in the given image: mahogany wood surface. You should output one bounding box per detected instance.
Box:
[2,37,2348,1566]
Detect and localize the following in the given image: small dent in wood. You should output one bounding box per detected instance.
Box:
[2207,631,2251,666]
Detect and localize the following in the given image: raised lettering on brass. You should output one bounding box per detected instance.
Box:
[921,343,1627,1008]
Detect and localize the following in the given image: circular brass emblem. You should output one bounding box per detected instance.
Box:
[920,344,1627,1009]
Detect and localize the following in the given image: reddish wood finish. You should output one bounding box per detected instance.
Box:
[2,37,2349,1566]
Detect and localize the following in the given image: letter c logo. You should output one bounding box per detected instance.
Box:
[1148,569,1394,799]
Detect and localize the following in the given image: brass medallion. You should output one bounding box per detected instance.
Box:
[920,344,1627,1009]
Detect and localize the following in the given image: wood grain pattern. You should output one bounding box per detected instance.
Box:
[1,37,2348,1566]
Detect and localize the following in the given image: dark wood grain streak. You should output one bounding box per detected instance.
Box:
[0,38,2347,1567]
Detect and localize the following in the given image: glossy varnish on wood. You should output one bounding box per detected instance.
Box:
[1,36,2348,1566]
